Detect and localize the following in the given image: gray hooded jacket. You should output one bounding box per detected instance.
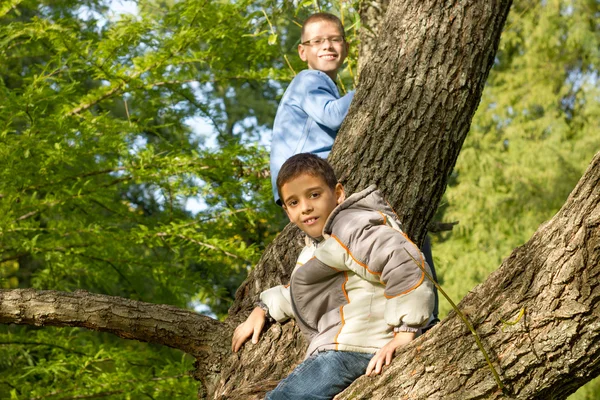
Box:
[261,186,435,356]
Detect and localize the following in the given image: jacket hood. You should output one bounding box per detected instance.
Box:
[323,185,401,235]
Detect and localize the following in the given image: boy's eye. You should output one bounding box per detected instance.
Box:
[310,192,320,198]
[288,200,298,207]
[303,36,345,46]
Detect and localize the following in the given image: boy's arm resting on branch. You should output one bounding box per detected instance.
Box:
[231,285,294,352]
[300,73,354,129]
[232,306,266,352]
[259,284,294,322]
[366,331,416,376]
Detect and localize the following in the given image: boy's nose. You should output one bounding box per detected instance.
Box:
[320,39,334,49]
[301,202,314,213]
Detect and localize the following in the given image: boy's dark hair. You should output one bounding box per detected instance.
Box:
[276,153,338,203]
[301,13,345,41]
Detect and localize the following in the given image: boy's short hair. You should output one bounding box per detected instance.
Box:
[301,13,345,41]
[276,153,338,202]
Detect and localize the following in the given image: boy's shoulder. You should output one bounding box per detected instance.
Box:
[324,185,401,237]
[288,69,337,89]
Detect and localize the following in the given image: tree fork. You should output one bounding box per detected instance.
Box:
[220,0,514,397]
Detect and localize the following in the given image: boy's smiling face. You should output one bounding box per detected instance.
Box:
[281,173,345,239]
[298,20,348,80]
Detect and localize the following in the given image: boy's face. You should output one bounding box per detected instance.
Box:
[298,20,348,80]
[281,173,345,239]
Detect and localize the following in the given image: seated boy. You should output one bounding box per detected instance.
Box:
[232,153,435,399]
[270,12,354,205]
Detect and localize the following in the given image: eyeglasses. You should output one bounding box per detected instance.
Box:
[301,36,345,46]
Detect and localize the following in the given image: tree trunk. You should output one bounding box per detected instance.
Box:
[6,0,599,399]
[333,0,513,245]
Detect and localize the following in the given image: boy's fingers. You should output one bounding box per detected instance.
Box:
[232,332,244,352]
[366,358,376,376]
[375,357,383,374]
[385,350,393,366]
[232,325,250,352]
[231,330,239,352]
[251,327,261,344]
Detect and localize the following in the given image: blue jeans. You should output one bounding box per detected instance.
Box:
[266,351,374,400]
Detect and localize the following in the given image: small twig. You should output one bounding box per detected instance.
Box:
[79,254,143,300]
[155,232,251,263]
[123,96,131,126]
[66,84,124,116]
[283,54,296,76]
[14,210,39,222]
[427,220,459,233]
[404,249,504,391]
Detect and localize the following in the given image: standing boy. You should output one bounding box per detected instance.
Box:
[270,12,354,204]
[232,154,435,399]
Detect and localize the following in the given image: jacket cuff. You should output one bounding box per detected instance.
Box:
[393,323,420,333]
[255,300,274,323]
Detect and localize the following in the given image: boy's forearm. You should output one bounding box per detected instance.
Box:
[304,89,354,129]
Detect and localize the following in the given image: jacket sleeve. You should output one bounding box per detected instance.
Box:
[299,73,354,130]
[314,225,435,328]
[259,284,294,323]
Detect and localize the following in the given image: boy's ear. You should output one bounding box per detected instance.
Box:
[335,183,345,205]
[298,44,307,62]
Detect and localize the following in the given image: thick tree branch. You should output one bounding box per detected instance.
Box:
[0,289,228,359]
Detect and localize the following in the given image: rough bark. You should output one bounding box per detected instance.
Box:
[335,151,600,399]
[357,0,390,76]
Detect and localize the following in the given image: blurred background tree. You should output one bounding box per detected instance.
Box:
[0,0,598,398]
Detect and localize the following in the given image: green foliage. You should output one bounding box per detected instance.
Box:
[0,0,296,396]
[0,326,197,399]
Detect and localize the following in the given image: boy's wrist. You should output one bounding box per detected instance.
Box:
[255,300,274,323]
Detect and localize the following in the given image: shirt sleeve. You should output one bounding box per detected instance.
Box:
[259,284,294,322]
[299,73,355,130]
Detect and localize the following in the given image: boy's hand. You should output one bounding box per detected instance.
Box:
[366,331,416,376]
[231,307,267,353]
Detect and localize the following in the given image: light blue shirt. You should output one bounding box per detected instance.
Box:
[270,70,355,203]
